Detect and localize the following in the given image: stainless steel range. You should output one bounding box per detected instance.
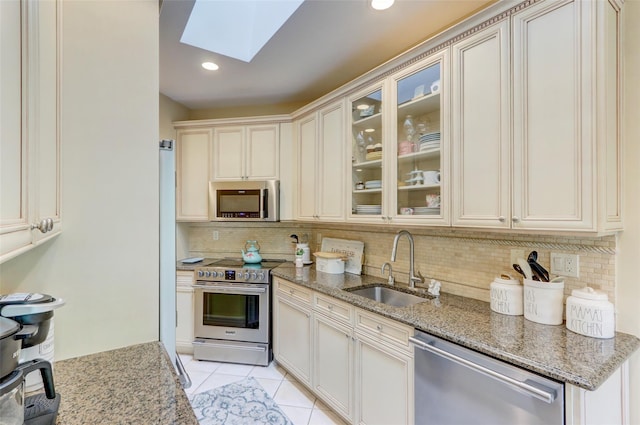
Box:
[193,258,284,366]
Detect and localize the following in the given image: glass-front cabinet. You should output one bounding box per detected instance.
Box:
[349,51,449,224]
[350,85,385,221]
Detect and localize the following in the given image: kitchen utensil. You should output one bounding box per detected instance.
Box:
[290,234,298,243]
[527,251,550,282]
[517,258,533,280]
[512,264,526,279]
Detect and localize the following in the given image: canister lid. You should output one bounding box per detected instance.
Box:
[570,286,609,301]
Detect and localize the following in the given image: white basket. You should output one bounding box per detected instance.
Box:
[523,279,564,325]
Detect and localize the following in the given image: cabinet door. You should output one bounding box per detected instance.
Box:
[317,101,345,221]
[391,51,449,225]
[0,0,32,261]
[273,294,312,386]
[212,126,244,180]
[296,114,317,220]
[176,285,194,354]
[452,20,510,228]
[349,84,385,223]
[246,124,279,180]
[355,333,413,425]
[313,313,353,421]
[512,0,593,230]
[34,0,62,242]
[176,129,211,221]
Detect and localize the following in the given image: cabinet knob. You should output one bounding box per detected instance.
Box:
[498,216,506,222]
[328,304,333,310]
[512,216,520,223]
[31,218,53,233]
[376,324,383,331]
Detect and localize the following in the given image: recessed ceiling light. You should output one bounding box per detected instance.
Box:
[371,0,394,11]
[364,128,375,133]
[202,62,219,71]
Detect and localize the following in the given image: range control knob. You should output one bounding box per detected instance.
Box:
[205,271,211,278]
[244,272,250,279]
[257,272,265,281]
[197,270,204,278]
[210,271,218,278]
[250,272,257,280]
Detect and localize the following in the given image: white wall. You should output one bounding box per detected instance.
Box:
[0,0,159,360]
[618,1,640,422]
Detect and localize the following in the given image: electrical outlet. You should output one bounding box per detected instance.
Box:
[213,231,219,241]
[510,249,525,266]
[550,253,579,278]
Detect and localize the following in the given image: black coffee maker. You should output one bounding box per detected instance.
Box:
[0,317,60,425]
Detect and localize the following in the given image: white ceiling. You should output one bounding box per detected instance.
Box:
[159,0,494,112]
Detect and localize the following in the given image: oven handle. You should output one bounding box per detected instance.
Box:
[195,284,266,294]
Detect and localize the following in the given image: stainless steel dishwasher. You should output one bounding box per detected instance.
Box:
[410,330,564,424]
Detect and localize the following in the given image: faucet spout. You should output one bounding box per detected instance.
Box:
[390,230,422,288]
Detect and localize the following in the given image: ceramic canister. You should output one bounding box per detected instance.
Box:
[490,276,523,316]
[523,278,564,325]
[566,287,615,339]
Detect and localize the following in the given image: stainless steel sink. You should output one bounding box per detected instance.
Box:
[347,285,427,307]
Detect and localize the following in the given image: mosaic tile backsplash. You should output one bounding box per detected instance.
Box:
[185,222,617,305]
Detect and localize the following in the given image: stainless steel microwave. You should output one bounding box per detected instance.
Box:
[208,180,279,221]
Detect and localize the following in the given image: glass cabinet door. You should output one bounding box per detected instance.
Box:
[394,61,443,219]
[350,88,383,218]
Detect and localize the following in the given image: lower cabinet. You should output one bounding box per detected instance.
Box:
[273,277,414,425]
[273,278,313,386]
[176,271,194,354]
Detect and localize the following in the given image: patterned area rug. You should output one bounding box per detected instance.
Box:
[189,377,293,425]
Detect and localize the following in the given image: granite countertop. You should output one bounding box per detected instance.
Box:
[272,263,640,391]
[53,342,197,424]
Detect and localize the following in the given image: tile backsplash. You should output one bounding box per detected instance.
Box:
[184,222,616,304]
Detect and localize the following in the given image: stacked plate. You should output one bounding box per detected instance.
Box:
[365,151,382,161]
[364,180,382,189]
[413,206,440,215]
[356,204,382,215]
[419,131,441,151]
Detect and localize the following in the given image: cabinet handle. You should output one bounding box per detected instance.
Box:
[31,218,53,233]
[512,216,520,223]
[376,324,383,331]
[498,216,506,222]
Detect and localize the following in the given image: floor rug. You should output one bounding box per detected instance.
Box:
[189,377,293,425]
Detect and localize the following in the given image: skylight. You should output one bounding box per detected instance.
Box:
[181,0,304,63]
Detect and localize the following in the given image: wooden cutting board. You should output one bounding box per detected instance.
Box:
[320,237,364,275]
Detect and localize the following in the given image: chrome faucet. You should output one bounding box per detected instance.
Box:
[391,230,422,288]
[381,262,395,286]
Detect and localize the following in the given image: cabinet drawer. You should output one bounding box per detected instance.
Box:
[355,309,412,353]
[275,277,312,305]
[313,293,354,324]
[177,271,194,287]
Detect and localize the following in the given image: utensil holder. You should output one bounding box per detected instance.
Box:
[523,278,564,325]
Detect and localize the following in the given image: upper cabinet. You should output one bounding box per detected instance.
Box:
[1,0,62,264]
[174,117,288,222]
[296,100,346,222]
[510,0,622,232]
[349,52,449,226]
[176,128,211,221]
[451,0,622,233]
[212,124,279,181]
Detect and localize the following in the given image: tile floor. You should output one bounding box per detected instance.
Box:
[180,354,347,425]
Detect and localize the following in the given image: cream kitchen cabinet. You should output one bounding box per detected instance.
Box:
[354,309,413,425]
[212,124,279,181]
[312,294,355,422]
[273,277,313,387]
[1,0,62,264]
[176,271,195,354]
[453,0,622,233]
[348,51,450,226]
[273,277,414,425]
[175,128,211,221]
[296,100,346,221]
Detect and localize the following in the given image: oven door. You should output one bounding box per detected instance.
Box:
[194,283,269,343]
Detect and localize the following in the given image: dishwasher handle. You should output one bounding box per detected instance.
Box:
[409,336,557,404]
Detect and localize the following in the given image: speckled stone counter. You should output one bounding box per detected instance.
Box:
[272,263,640,391]
[53,342,197,424]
